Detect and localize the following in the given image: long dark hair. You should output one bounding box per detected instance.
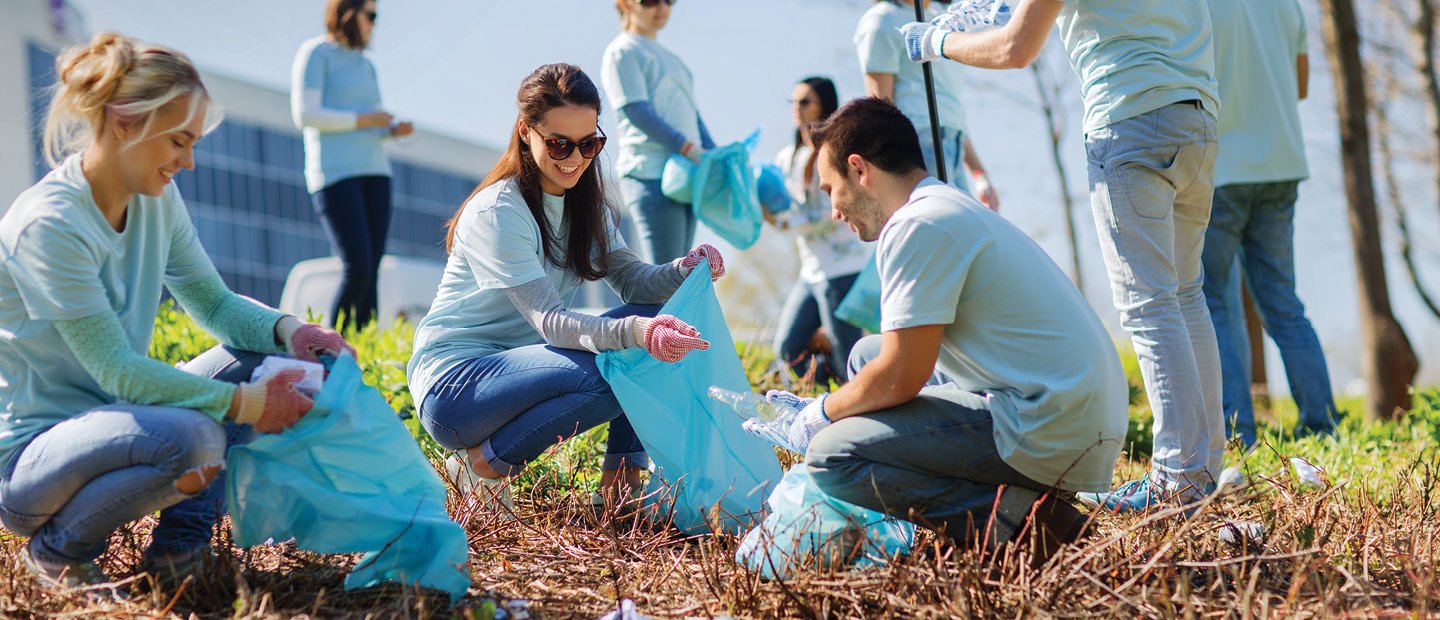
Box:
[793,76,839,150]
[445,64,617,282]
[794,76,839,187]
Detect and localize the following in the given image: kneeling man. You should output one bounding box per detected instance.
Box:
[771,98,1129,561]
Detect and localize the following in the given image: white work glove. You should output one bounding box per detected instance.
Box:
[901,22,950,63]
[901,0,1014,63]
[740,391,832,453]
[786,395,832,453]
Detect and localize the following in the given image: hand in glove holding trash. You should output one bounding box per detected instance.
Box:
[901,0,1014,63]
[677,243,726,281]
[275,316,355,362]
[741,390,832,453]
[632,315,710,363]
[228,368,315,434]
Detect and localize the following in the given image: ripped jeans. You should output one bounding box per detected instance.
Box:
[0,345,265,565]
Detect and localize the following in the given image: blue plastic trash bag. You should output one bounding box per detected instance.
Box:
[227,353,470,604]
[834,256,881,334]
[660,130,766,250]
[661,156,697,205]
[754,163,792,215]
[597,258,783,535]
[737,464,916,580]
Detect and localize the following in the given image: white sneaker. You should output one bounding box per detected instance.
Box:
[444,453,514,513]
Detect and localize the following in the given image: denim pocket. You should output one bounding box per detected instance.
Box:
[1108,145,1182,221]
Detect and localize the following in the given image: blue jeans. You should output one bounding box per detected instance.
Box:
[1201,181,1337,447]
[1085,101,1224,494]
[312,175,393,329]
[622,176,695,264]
[419,305,659,476]
[918,127,971,192]
[0,345,265,564]
[772,273,863,385]
[805,335,1044,545]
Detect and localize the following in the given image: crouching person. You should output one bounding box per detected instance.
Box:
[408,64,721,512]
[0,33,352,596]
[771,98,1129,564]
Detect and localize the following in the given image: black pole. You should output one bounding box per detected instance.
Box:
[914,0,948,183]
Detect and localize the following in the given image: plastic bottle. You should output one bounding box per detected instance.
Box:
[707,387,800,427]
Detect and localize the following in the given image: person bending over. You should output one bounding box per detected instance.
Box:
[754,98,1128,563]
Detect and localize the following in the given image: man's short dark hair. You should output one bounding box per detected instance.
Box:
[808,97,926,177]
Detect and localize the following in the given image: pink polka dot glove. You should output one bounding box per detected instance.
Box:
[678,244,726,281]
[637,314,710,363]
[275,316,355,363]
[228,368,315,434]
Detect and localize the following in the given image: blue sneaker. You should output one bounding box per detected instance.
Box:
[1078,477,1213,517]
[1076,478,1159,513]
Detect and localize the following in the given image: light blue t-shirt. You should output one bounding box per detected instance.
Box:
[407,179,628,403]
[1209,0,1308,186]
[0,155,218,464]
[292,36,392,193]
[876,179,1128,492]
[601,32,702,181]
[1057,0,1221,134]
[855,1,968,134]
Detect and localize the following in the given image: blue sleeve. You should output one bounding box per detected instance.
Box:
[697,114,715,150]
[301,40,326,91]
[620,102,689,154]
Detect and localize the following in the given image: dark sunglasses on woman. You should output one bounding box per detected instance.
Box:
[538,127,608,161]
[633,0,677,6]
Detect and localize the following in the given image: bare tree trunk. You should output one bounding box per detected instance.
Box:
[1416,0,1440,240]
[1374,73,1440,319]
[1242,282,1269,407]
[1317,0,1420,421]
[1029,61,1084,293]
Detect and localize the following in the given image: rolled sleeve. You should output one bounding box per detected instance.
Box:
[856,13,903,76]
[602,45,652,109]
[878,221,977,332]
[458,206,547,289]
[6,219,110,321]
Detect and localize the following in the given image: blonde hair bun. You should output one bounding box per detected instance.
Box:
[42,32,221,167]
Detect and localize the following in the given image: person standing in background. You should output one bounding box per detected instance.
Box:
[291,0,413,330]
[769,77,871,385]
[1201,0,1337,448]
[602,0,717,264]
[855,0,999,209]
[905,0,1225,513]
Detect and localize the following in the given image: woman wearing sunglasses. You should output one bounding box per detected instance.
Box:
[409,64,725,509]
[768,77,872,386]
[602,0,717,264]
[290,0,413,330]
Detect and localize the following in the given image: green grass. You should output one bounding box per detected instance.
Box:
[5,302,1431,618]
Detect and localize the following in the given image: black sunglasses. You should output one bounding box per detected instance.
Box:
[633,0,677,6]
[362,10,377,22]
[789,97,814,107]
[535,126,607,161]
